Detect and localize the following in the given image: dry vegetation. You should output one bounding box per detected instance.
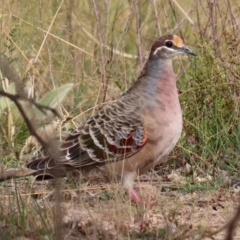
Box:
[0,0,240,239]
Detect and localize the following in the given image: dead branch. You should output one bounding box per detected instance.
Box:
[225,203,240,240]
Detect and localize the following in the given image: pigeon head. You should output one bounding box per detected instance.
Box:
[150,34,196,59]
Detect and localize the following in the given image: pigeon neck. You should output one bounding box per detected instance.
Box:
[140,58,176,89]
[145,58,174,78]
[127,57,177,103]
[124,58,176,97]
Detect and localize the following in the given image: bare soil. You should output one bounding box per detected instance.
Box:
[0,174,239,240]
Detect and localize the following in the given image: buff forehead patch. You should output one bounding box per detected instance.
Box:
[172,35,184,47]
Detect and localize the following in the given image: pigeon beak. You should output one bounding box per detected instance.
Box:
[181,46,197,56]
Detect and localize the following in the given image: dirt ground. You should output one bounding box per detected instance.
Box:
[0,173,240,240]
[60,182,240,239]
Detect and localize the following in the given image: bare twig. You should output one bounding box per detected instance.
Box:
[92,0,108,102]
[151,0,162,36]
[0,90,59,149]
[0,91,60,117]
[0,54,25,96]
[172,0,194,25]
[225,204,240,240]
[0,54,64,240]
[135,0,143,68]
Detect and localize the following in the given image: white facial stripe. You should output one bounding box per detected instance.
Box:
[153,46,176,55]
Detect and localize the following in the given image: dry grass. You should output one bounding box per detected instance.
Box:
[0,0,240,239]
[0,174,239,239]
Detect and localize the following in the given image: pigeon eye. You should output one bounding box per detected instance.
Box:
[165,41,173,48]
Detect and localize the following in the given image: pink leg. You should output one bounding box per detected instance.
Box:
[127,188,141,204]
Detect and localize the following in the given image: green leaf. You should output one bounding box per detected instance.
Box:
[34,83,73,118]
[0,83,73,121]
